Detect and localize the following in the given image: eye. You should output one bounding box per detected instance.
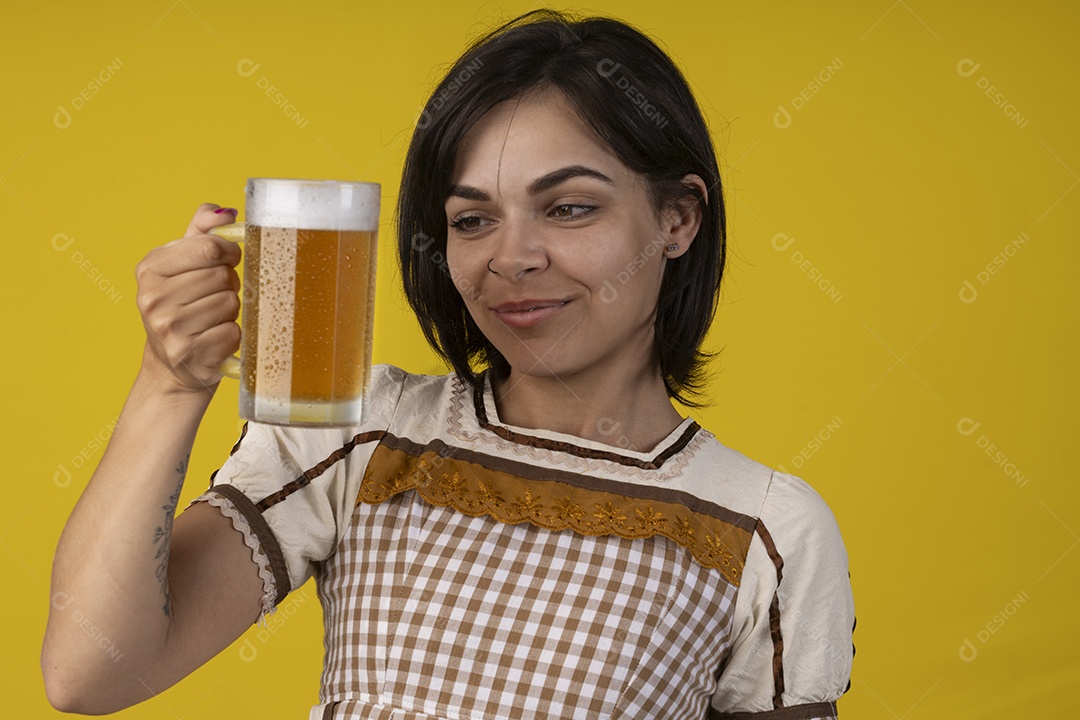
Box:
[449,214,494,234]
[550,203,596,220]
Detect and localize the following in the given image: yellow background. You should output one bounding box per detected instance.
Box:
[3,0,1076,717]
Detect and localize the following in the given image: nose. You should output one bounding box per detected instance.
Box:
[486,213,548,279]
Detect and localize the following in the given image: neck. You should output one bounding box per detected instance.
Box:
[490,362,684,453]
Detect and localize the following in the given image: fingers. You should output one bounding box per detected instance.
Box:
[142,295,241,383]
[171,290,241,338]
[135,203,244,390]
[155,319,242,382]
[185,203,239,239]
[189,321,242,375]
[142,285,238,339]
[139,234,242,280]
[165,265,241,307]
[137,240,241,341]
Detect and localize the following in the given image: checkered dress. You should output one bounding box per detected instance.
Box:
[192,365,854,719]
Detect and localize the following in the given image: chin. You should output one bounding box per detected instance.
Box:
[502,354,587,382]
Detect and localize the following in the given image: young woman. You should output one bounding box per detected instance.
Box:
[43,10,854,719]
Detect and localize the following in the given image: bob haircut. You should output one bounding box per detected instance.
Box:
[397,9,725,408]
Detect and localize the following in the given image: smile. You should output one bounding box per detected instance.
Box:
[491,300,570,329]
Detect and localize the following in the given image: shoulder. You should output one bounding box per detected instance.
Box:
[364,364,462,420]
[679,429,778,520]
[686,430,847,562]
[713,465,855,711]
[368,364,465,427]
[748,469,851,617]
[692,428,840,531]
[368,363,461,399]
[387,364,461,399]
[758,471,848,586]
[759,469,844,541]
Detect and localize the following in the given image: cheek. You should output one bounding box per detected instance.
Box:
[588,229,666,289]
[446,242,486,307]
[595,240,666,320]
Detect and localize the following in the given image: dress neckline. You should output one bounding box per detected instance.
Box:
[470,370,701,471]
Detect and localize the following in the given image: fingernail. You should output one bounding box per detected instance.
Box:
[214,207,238,215]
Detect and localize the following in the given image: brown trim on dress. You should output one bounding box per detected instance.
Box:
[209,422,251,489]
[255,430,387,511]
[321,701,340,720]
[231,421,249,456]
[471,371,701,469]
[210,483,292,605]
[755,519,787,710]
[709,701,837,720]
[358,442,756,585]
[378,432,757,533]
[846,614,856,693]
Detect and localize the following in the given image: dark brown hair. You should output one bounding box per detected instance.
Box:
[396,9,725,407]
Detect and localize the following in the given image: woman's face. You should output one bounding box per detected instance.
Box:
[444,88,693,386]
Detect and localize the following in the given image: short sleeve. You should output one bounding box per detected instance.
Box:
[186,364,407,621]
[711,470,855,719]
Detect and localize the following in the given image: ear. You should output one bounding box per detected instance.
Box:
[660,174,707,259]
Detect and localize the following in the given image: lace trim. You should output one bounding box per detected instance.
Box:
[445,373,708,483]
[197,491,278,622]
[358,444,752,586]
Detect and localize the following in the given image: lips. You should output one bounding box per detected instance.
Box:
[490,298,570,329]
[492,299,568,313]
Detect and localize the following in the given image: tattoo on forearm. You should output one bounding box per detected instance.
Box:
[153,455,187,617]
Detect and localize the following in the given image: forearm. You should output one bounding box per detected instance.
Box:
[42,356,215,709]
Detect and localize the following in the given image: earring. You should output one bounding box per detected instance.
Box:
[666,243,679,252]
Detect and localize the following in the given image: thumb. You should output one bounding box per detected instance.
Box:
[185,203,239,238]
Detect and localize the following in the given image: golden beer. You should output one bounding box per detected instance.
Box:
[234,178,380,426]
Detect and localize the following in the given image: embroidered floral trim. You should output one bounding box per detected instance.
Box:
[358,445,752,586]
[445,373,709,483]
[196,490,278,622]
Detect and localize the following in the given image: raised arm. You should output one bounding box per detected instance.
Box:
[42,205,266,713]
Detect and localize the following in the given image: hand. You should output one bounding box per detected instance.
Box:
[135,204,243,392]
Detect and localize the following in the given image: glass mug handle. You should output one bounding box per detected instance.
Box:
[208,222,246,380]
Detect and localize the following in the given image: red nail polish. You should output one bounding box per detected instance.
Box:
[214,207,238,215]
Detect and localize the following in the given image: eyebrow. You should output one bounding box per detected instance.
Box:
[446,164,615,202]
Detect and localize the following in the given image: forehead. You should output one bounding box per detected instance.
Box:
[450,88,630,190]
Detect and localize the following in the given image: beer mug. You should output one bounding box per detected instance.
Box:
[210,178,380,426]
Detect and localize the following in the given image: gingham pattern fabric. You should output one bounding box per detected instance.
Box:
[194,365,853,719]
[316,490,738,719]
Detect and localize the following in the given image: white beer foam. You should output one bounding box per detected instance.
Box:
[246,178,380,231]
